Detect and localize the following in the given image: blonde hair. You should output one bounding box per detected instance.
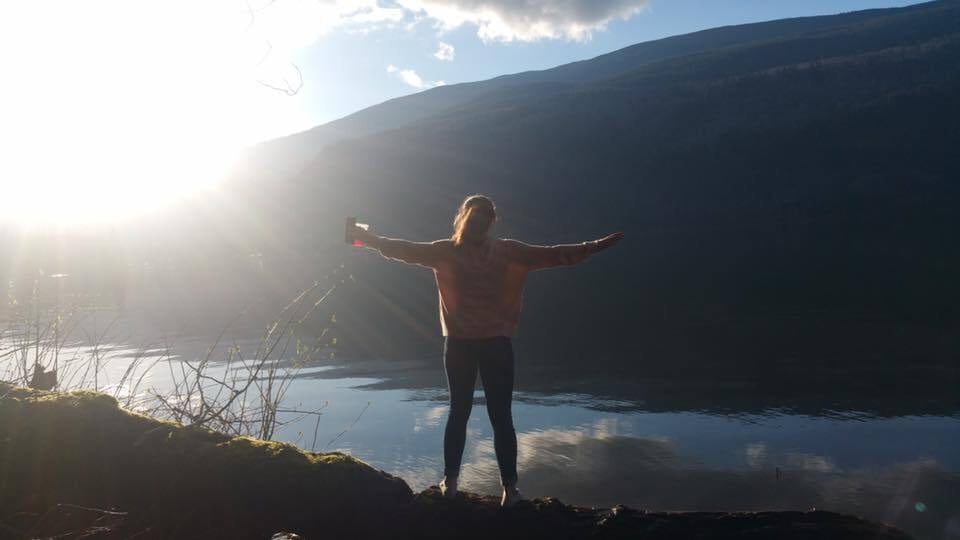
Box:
[451,195,496,247]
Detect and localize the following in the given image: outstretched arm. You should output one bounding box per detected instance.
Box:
[506,232,624,271]
[353,226,445,269]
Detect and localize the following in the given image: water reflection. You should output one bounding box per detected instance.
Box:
[2,328,958,540]
[304,357,960,418]
[458,427,959,540]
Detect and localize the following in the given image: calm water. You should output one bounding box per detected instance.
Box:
[4,329,959,540]
[279,364,960,540]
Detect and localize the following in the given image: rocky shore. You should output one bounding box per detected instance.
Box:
[0,383,911,539]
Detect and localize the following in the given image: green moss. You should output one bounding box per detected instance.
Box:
[0,382,412,539]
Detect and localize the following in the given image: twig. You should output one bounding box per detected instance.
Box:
[324,401,371,451]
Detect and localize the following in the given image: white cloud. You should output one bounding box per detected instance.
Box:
[396,0,650,42]
[434,41,456,61]
[248,0,651,46]
[387,64,444,89]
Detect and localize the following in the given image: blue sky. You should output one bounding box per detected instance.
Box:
[291,0,926,129]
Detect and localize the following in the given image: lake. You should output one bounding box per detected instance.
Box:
[6,323,957,540]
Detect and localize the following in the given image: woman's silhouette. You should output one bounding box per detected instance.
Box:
[352,194,623,506]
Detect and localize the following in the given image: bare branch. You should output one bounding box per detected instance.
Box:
[257,63,304,96]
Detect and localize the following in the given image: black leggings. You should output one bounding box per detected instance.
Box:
[443,336,518,486]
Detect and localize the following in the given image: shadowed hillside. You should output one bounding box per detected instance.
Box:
[224,0,960,370]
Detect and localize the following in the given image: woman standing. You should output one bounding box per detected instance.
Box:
[352,195,623,507]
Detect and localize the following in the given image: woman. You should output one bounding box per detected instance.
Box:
[352,195,623,507]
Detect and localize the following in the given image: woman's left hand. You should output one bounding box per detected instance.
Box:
[596,232,625,251]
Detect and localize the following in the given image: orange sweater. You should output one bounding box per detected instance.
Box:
[366,237,601,338]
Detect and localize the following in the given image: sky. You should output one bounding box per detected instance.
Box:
[0,0,927,224]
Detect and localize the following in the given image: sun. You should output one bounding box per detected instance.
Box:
[0,1,307,226]
[0,115,240,225]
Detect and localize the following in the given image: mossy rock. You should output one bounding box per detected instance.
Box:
[0,383,412,538]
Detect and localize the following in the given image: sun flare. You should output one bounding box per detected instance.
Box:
[0,1,308,226]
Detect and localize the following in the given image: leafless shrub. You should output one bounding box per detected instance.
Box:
[1,267,349,443]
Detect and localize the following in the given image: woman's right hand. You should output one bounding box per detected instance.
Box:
[353,225,377,246]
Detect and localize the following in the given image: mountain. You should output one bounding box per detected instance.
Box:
[11,1,958,375]
[246,1,954,176]
[218,0,960,372]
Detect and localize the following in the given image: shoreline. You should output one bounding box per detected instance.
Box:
[0,382,913,539]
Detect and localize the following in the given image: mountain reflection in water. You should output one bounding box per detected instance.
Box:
[2,332,957,540]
